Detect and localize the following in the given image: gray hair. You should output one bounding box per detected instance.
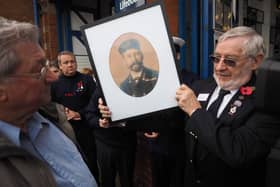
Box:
[0,17,39,78]
[218,26,266,57]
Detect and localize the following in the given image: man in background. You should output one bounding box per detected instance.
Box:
[51,51,99,182]
[172,36,199,85]
[40,59,77,144]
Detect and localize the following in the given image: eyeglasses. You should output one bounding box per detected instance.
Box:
[209,55,245,67]
[6,66,47,80]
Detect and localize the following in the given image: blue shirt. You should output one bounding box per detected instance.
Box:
[0,112,97,187]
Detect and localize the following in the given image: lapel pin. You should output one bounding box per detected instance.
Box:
[229,105,237,115]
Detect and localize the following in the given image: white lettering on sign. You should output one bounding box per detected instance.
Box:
[120,0,139,10]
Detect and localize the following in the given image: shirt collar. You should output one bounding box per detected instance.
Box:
[216,86,238,95]
[26,112,49,142]
[0,112,50,146]
[0,119,21,146]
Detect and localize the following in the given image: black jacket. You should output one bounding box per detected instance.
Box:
[120,66,158,97]
[184,76,280,187]
[85,86,136,149]
[51,72,96,122]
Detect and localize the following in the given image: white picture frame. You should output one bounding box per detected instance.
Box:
[81,2,181,122]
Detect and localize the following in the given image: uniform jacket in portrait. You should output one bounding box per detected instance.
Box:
[120,66,158,97]
[184,75,280,187]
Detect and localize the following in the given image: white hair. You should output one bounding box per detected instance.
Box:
[218,26,265,57]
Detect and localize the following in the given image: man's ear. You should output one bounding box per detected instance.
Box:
[0,86,8,102]
[252,54,264,70]
[58,64,63,71]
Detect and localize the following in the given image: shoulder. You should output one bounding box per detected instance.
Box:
[77,72,96,85]
[77,72,90,80]
[143,67,158,77]
[120,77,130,88]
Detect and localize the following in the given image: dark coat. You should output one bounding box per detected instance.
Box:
[0,132,57,187]
[85,86,137,149]
[184,76,280,187]
[120,66,158,97]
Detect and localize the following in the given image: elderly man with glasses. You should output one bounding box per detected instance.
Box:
[0,17,97,187]
[175,26,280,187]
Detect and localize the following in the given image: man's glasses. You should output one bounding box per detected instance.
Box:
[6,66,47,80]
[209,55,240,67]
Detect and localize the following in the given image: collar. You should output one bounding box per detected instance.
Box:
[128,69,144,82]
[0,112,49,147]
[60,71,79,79]
[26,112,49,142]
[0,119,21,146]
[216,86,239,95]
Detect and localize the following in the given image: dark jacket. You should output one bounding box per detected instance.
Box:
[145,67,199,154]
[120,66,158,97]
[51,71,96,122]
[85,86,137,149]
[184,76,280,187]
[0,132,57,187]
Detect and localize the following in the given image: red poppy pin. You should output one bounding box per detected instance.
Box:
[240,86,255,96]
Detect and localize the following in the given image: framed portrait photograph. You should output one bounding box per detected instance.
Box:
[81,2,181,122]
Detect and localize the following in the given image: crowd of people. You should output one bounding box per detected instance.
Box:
[0,16,280,187]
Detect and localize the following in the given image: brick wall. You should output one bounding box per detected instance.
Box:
[0,0,34,23]
[147,0,179,35]
[39,2,59,61]
[0,0,58,61]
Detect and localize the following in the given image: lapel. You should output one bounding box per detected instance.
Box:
[218,88,255,128]
[217,75,257,128]
[194,75,257,127]
[191,76,256,161]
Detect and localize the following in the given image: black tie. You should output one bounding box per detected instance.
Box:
[208,89,230,118]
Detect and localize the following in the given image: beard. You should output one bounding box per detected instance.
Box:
[130,61,143,72]
[213,66,253,90]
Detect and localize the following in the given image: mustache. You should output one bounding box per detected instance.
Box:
[129,61,143,68]
[214,71,230,77]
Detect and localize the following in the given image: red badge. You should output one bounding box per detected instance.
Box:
[240,86,255,96]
